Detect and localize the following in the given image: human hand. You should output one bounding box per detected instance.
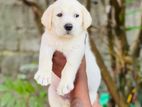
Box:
[52,51,101,107]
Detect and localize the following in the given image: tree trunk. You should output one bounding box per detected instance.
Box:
[89,37,129,107]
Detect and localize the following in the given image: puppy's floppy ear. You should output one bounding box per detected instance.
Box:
[41,5,54,30]
[81,6,92,30]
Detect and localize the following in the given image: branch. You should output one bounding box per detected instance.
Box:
[89,36,129,107]
[86,0,91,11]
[130,16,142,58]
[21,0,44,34]
[106,4,116,70]
[45,0,50,5]
[110,0,129,54]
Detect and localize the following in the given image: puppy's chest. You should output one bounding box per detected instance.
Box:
[47,37,84,53]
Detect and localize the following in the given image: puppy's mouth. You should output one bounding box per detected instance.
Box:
[60,32,73,38]
[66,30,74,35]
[66,31,71,35]
[60,31,73,38]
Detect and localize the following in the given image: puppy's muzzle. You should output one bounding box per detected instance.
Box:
[64,23,73,31]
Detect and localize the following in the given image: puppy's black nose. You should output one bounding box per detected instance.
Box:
[64,23,73,31]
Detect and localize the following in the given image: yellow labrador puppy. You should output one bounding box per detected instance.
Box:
[34,0,101,106]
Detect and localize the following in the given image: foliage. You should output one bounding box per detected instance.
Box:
[0,78,47,107]
[126,26,142,31]
[126,0,135,4]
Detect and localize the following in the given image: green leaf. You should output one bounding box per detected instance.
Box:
[39,91,47,98]
[0,93,13,107]
[15,99,26,107]
[13,80,34,95]
[4,79,14,89]
[126,9,142,16]
[23,81,35,93]
[29,97,38,107]
[13,80,25,94]
[7,96,16,107]
[0,78,47,107]
[29,96,45,107]
[20,100,27,107]
[15,101,21,107]
[126,26,142,31]
[0,84,8,92]
[126,0,134,5]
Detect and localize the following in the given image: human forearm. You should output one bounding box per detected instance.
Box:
[52,52,92,107]
[70,57,92,107]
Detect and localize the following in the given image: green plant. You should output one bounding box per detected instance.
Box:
[0,78,47,107]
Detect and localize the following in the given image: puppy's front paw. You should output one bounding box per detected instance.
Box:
[57,79,74,96]
[34,71,52,86]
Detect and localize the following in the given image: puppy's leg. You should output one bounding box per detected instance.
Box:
[34,33,55,86]
[57,48,85,95]
[48,86,70,107]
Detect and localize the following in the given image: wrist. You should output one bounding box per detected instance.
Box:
[71,97,84,107]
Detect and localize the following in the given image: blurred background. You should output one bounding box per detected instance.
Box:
[0,0,142,107]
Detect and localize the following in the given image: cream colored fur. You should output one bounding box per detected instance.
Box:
[34,0,101,106]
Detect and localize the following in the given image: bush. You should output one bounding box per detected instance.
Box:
[0,78,48,107]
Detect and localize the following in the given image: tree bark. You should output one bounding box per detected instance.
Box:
[21,0,44,34]
[89,37,129,107]
[130,17,142,58]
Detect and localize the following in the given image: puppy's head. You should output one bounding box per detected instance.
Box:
[41,0,92,37]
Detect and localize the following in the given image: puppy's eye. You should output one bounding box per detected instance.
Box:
[74,14,79,18]
[57,13,63,17]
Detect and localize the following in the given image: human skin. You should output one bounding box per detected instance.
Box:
[52,51,101,107]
